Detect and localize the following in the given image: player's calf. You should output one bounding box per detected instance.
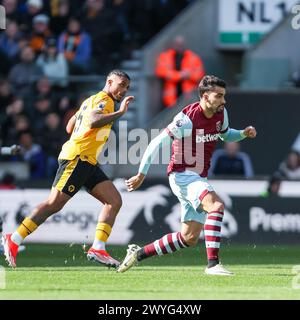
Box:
[117,232,190,273]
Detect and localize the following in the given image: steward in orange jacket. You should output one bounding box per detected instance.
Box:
[156,37,205,108]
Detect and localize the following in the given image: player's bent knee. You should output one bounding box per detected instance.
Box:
[181,233,199,246]
[108,196,122,213]
[114,196,122,211]
[185,238,198,246]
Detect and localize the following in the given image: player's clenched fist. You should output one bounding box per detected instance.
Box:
[243,126,257,138]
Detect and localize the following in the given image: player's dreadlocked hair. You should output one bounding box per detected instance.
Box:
[107,69,131,81]
[198,75,226,98]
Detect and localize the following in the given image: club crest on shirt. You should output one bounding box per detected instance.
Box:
[176,120,183,128]
[216,121,222,132]
[68,185,75,193]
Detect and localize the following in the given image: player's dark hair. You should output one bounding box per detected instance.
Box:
[107,70,130,81]
[198,75,226,98]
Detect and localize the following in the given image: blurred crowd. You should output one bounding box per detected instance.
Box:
[0,0,192,179]
[0,0,192,74]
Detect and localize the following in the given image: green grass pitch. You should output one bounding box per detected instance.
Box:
[0,243,299,299]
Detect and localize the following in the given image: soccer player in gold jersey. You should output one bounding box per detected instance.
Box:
[2,70,134,268]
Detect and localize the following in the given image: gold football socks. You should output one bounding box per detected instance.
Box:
[92,222,112,250]
[11,217,38,245]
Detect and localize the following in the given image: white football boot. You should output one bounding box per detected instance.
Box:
[117,244,141,273]
[205,263,234,276]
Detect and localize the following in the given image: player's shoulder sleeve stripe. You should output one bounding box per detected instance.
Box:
[220,107,229,133]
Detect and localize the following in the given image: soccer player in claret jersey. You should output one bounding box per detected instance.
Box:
[117,75,257,275]
[2,70,134,269]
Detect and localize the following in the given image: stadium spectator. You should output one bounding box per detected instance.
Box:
[110,0,132,42]
[128,0,190,46]
[29,14,53,55]
[1,98,27,144]
[11,114,31,142]
[25,76,56,114]
[37,37,69,87]
[0,51,10,76]
[128,0,157,45]
[6,98,25,117]
[16,37,30,61]
[155,0,191,31]
[46,0,82,19]
[39,112,66,178]
[19,0,44,33]
[58,17,92,74]
[30,95,53,134]
[56,95,72,117]
[0,20,22,63]
[3,113,31,147]
[0,79,14,115]
[2,0,19,22]
[0,172,17,190]
[81,0,121,72]
[17,130,46,179]
[49,0,72,37]
[261,172,283,198]
[34,76,52,97]
[209,142,254,178]
[8,46,43,96]
[278,150,300,180]
[155,35,205,108]
[26,0,43,15]
[109,0,134,59]
[57,93,88,128]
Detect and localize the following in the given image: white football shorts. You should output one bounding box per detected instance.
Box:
[168,170,214,225]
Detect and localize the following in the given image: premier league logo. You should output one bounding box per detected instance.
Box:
[98,102,105,110]
[176,120,183,128]
[216,121,222,132]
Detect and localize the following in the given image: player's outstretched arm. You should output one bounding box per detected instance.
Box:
[89,96,134,128]
[125,130,172,192]
[219,109,257,142]
[220,126,257,142]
